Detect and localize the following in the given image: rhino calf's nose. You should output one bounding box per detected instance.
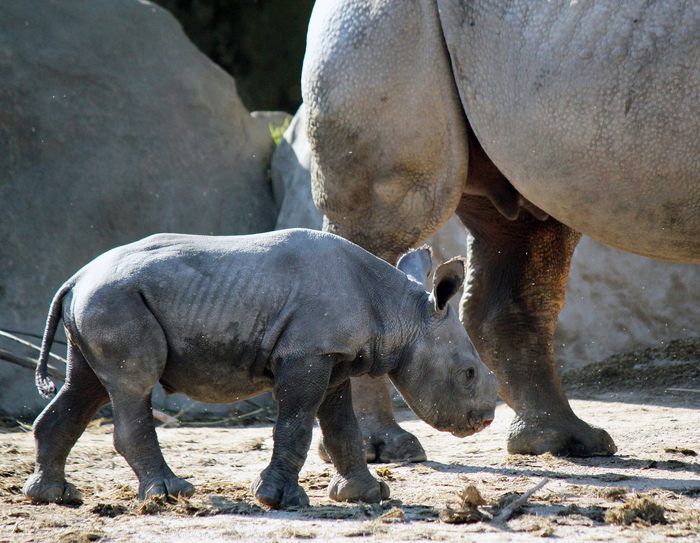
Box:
[470,412,494,432]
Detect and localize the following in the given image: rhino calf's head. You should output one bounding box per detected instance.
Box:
[389,248,497,438]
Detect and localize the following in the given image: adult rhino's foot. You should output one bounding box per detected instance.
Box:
[507,412,616,457]
[318,422,427,464]
[139,475,195,501]
[346,375,427,463]
[363,423,428,463]
[250,471,309,509]
[23,473,83,504]
[328,470,390,503]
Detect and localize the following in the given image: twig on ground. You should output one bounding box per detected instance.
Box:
[0,329,67,364]
[180,407,269,427]
[237,407,266,419]
[0,328,66,345]
[668,388,700,394]
[158,403,272,428]
[492,477,549,524]
[0,348,66,381]
[159,401,203,428]
[16,421,33,433]
[153,409,180,426]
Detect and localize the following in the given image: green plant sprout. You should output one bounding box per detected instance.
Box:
[270,117,291,146]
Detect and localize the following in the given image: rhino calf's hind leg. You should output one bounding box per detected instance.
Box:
[317,380,390,503]
[110,390,194,500]
[80,294,193,500]
[23,344,109,504]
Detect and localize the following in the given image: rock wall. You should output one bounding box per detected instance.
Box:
[0,0,278,416]
[555,237,700,370]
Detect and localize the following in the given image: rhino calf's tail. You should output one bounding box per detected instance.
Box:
[35,283,72,400]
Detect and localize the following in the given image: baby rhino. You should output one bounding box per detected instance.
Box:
[24,228,497,509]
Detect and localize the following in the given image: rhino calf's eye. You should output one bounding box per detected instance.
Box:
[462,367,476,384]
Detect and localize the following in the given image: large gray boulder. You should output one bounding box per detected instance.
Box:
[0,0,278,416]
[555,238,700,370]
[270,104,323,231]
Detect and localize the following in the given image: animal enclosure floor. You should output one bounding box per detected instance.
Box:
[1,392,698,543]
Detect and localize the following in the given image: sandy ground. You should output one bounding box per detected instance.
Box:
[1,383,698,543]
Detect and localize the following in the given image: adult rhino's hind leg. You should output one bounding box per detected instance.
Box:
[23,343,109,504]
[319,375,426,463]
[457,195,616,457]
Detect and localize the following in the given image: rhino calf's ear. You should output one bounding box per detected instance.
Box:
[396,246,433,286]
[431,257,466,312]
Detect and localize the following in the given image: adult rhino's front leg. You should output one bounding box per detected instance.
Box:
[316,373,427,463]
[351,374,427,463]
[456,194,616,457]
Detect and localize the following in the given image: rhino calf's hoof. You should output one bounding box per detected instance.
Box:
[140,476,195,501]
[250,475,310,509]
[23,474,83,505]
[328,471,390,503]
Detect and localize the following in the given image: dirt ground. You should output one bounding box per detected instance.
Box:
[1,341,699,543]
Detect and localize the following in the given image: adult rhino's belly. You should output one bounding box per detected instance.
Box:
[485,111,700,262]
[442,0,700,262]
[512,169,700,263]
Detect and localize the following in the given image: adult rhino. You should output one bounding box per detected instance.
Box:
[301,0,700,458]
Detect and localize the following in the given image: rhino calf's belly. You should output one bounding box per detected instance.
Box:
[158,357,274,405]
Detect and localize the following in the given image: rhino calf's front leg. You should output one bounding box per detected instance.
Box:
[317,379,390,503]
[250,356,333,509]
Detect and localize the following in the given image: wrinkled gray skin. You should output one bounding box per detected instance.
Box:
[303,0,700,458]
[23,229,496,509]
